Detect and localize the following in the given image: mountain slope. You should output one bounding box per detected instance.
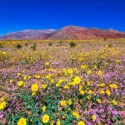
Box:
[0,29,56,40]
[0,26,125,40]
[47,26,125,39]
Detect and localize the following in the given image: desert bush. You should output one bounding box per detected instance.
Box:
[104,38,107,41]
[25,43,28,46]
[31,43,36,51]
[16,44,22,49]
[0,43,4,48]
[48,42,52,46]
[70,41,76,47]
[107,43,112,48]
[59,41,63,44]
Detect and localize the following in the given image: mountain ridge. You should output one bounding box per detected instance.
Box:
[0,25,125,40]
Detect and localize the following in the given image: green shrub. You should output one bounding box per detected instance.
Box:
[31,43,36,51]
[0,43,4,48]
[25,43,28,46]
[104,38,107,41]
[107,43,112,48]
[48,42,52,46]
[70,41,76,47]
[16,44,22,49]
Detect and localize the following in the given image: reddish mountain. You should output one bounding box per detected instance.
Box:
[47,26,125,39]
[0,26,125,40]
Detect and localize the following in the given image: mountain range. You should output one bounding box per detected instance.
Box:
[0,26,125,40]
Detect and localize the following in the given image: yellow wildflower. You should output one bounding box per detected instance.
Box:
[45,74,52,80]
[17,117,26,125]
[67,99,72,105]
[45,62,49,66]
[87,95,91,100]
[79,58,83,61]
[2,51,7,55]
[23,76,27,80]
[50,79,55,84]
[97,70,102,77]
[0,101,6,110]
[50,121,54,125]
[22,70,25,73]
[60,100,67,107]
[42,114,50,123]
[112,100,118,106]
[92,115,97,121]
[98,83,105,87]
[70,82,76,86]
[74,76,81,84]
[31,84,38,92]
[106,89,111,96]
[34,75,41,79]
[64,85,70,89]
[80,90,85,95]
[87,70,92,75]
[99,90,105,95]
[23,75,31,80]
[56,120,61,125]
[97,99,102,104]
[79,85,83,90]
[110,84,118,89]
[81,65,87,70]
[115,60,121,63]
[17,73,21,76]
[73,68,79,74]
[72,111,80,119]
[49,68,53,72]
[94,65,97,69]
[87,81,91,86]
[0,97,4,102]
[17,81,24,87]
[42,106,46,112]
[67,68,73,75]
[88,90,93,94]
[32,92,36,96]
[10,79,13,83]
[56,83,60,87]
[77,121,85,125]
[58,79,64,84]
[42,84,48,89]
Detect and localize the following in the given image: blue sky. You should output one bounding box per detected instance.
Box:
[0,0,125,35]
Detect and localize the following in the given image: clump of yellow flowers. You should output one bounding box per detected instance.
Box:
[110,84,118,89]
[0,97,6,110]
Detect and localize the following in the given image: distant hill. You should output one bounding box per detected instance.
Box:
[0,26,125,40]
[0,29,56,40]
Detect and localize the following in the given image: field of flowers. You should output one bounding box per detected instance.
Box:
[0,39,125,125]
